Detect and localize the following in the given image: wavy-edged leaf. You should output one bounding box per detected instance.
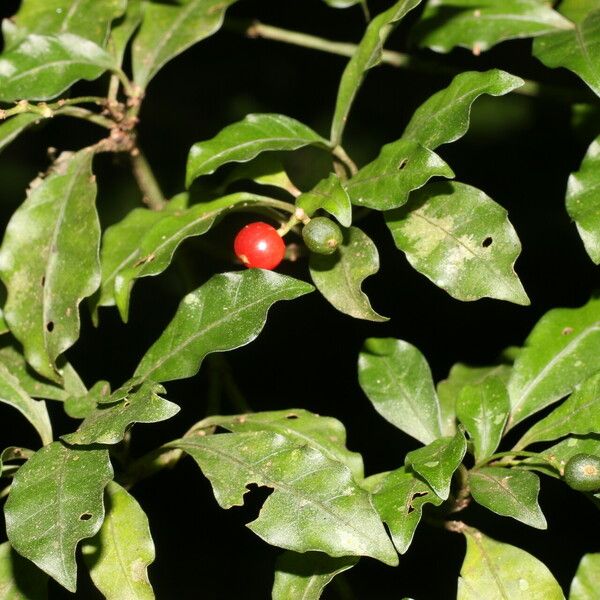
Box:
[297,173,352,227]
[0,362,52,446]
[458,528,565,599]
[4,442,113,592]
[135,270,313,382]
[330,0,422,145]
[469,467,546,529]
[507,297,600,429]
[414,0,573,54]
[457,377,510,462]
[64,380,110,419]
[369,466,443,554]
[0,114,41,155]
[186,114,328,187]
[567,135,600,263]
[0,541,48,600]
[203,409,364,481]
[0,33,114,102]
[62,381,178,445]
[132,0,238,87]
[108,0,142,65]
[358,338,442,444]
[517,372,600,449]
[345,140,453,210]
[170,431,398,565]
[403,69,524,150]
[82,481,155,600]
[0,150,100,381]
[272,551,358,600]
[570,553,600,600]
[386,181,529,305]
[533,9,600,97]
[405,429,467,500]
[309,226,387,322]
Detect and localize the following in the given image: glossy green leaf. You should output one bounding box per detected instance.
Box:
[403,70,524,150]
[186,114,327,187]
[64,380,110,420]
[507,297,600,429]
[135,270,313,382]
[62,381,178,445]
[309,226,387,322]
[82,481,155,600]
[0,541,48,600]
[358,338,442,444]
[0,361,52,446]
[405,429,467,500]
[202,409,364,481]
[0,114,41,155]
[108,0,143,65]
[132,0,238,87]
[457,377,510,462]
[0,150,101,381]
[345,140,453,210]
[458,529,565,599]
[224,155,299,196]
[533,9,600,97]
[566,136,600,263]
[414,0,573,54]
[569,553,600,600]
[173,431,397,565]
[297,173,352,227]
[8,0,126,47]
[469,467,546,529]
[272,551,358,600]
[369,466,443,554]
[0,33,115,102]
[4,442,113,592]
[386,181,529,305]
[559,0,599,24]
[330,0,422,145]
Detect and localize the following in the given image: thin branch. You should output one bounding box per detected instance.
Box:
[55,106,114,129]
[130,151,167,210]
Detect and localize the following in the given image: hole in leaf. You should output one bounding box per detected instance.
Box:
[482,237,493,248]
[398,158,409,170]
[79,513,92,521]
[285,413,299,420]
[46,321,54,332]
[562,327,574,336]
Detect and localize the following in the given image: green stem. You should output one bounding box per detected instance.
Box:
[55,106,114,129]
[332,145,358,176]
[475,449,560,470]
[130,151,167,210]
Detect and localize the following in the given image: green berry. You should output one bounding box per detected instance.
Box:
[302,217,343,255]
[563,453,600,492]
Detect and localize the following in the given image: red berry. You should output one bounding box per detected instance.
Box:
[234,222,285,270]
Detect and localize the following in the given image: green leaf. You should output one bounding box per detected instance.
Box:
[0,447,34,475]
[345,140,454,210]
[559,0,599,24]
[171,431,398,565]
[402,70,524,150]
[135,270,313,383]
[202,409,364,481]
[469,467,547,529]
[414,0,573,54]
[132,0,237,87]
[358,338,442,444]
[330,0,422,146]
[309,227,387,322]
[405,429,467,500]
[272,551,358,600]
[322,0,364,7]
[534,9,600,97]
[566,135,600,263]
[64,380,110,419]
[4,442,113,592]
[517,373,600,449]
[8,0,126,47]
[224,155,300,196]
[82,482,155,600]
[507,297,600,429]
[0,114,41,155]
[297,173,352,227]
[0,541,48,600]
[385,181,529,305]
[186,114,328,187]
[457,377,510,462]
[458,528,565,599]
[569,553,600,600]
[0,33,115,102]
[0,150,101,381]
[369,466,443,554]
[0,361,52,446]
[108,0,143,66]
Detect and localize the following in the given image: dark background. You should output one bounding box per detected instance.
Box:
[1,0,600,598]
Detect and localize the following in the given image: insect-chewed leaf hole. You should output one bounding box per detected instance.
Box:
[79,512,92,521]
[482,237,493,248]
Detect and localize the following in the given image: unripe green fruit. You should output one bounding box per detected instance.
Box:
[563,453,600,492]
[302,217,343,255]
